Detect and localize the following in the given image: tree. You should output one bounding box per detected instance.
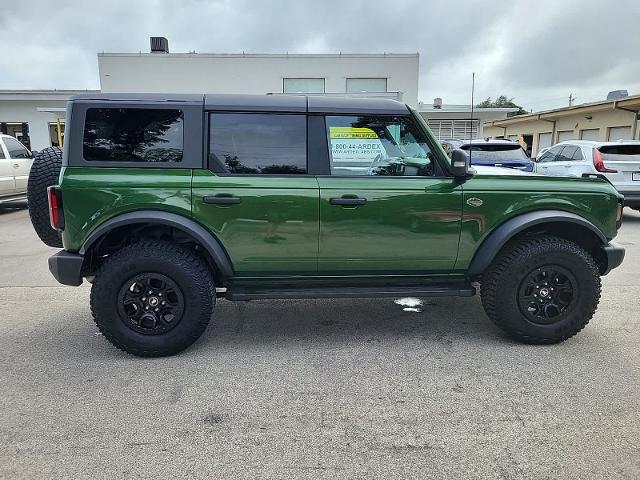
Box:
[476,95,528,117]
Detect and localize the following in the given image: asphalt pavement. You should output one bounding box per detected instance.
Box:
[1,205,639,479]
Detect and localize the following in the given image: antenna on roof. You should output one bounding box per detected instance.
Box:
[469,72,475,162]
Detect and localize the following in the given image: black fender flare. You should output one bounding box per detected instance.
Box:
[80,210,234,278]
[467,210,607,276]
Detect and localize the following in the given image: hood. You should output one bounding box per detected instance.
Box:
[471,165,534,176]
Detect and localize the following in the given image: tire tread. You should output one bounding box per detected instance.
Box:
[481,235,601,344]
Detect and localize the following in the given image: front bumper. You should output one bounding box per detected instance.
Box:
[603,241,625,275]
[48,251,84,286]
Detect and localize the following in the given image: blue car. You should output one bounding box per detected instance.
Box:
[441,139,534,172]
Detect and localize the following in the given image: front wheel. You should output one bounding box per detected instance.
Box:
[90,241,216,357]
[481,236,601,344]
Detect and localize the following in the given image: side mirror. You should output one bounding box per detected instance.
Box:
[451,149,470,178]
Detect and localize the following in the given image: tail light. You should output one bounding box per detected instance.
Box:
[593,148,617,173]
[47,186,64,230]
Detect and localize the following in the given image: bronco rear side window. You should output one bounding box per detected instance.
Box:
[209,113,307,174]
[83,108,184,163]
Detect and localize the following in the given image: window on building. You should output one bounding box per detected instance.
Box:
[346,78,388,93]
[538,132,553,151]
[83,108,184,162]
[426,119,478,141]
[608,126,632,141]
[580,128,600,141]
[1,123,30,150]
[49,123,65,147]
[325,115,435,176]
[557,130,574,143]
[3,136,31,158]
[283,78,325,94]
[209,113,307,174]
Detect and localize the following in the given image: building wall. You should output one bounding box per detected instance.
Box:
[0,100,66,151]
[98,53,420,106]
[485,108,638,156]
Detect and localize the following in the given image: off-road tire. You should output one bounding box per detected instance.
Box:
[27,147,63,247]
[90,241,215,357]
[481,236,601,344]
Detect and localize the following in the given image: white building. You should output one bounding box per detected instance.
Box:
[0,37,516,151]
[98,50,420,106]
[0,90,97,151]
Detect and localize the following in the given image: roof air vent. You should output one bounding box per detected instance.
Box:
[150,37,169,54]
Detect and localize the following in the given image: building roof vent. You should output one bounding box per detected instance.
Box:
[150,37,169,54]
[433,97,443,109]
[606,90,628,101]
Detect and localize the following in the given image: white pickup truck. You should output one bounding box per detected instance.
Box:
[0,134,33,205]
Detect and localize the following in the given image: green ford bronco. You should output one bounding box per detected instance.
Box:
[27,93,625,356]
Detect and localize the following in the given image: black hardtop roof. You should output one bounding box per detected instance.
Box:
[70,93,409,115]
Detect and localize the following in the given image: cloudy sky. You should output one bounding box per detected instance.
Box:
[1,0,639,111]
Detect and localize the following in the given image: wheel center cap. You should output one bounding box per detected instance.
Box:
[148,296,159,307]
[539,287,550,298]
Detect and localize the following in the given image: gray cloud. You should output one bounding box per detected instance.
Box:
[0,0,638,111]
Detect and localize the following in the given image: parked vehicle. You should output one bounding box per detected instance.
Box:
[535,140,640,210]
[28,93,625,356]
[442,139,534,172]
[535,146,550,160]
[0,134,33,205]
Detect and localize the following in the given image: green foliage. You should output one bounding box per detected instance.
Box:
[476,95,528,117]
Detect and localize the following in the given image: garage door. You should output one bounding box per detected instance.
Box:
[426,119,479,141]
[557,130,574,142]
[538,132,553,150]
[580,129,600,141]
[608,126,632,141]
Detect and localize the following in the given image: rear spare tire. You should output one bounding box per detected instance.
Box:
[27,147,63,247]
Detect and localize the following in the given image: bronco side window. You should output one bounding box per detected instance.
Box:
[325,115,435,176]
[209,113,307,175]
[83,108,184,163]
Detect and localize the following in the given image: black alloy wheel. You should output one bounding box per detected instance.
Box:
[517,265,576,325]
[117,273,185,335]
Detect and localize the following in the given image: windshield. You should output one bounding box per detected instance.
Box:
[460,143,529,162]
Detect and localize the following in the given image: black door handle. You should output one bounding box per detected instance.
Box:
[203,195,241,205]
[329,197,367,206]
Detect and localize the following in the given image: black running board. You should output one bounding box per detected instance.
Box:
[225,284,476,301]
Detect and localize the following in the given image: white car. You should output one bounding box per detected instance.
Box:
[535,140,640,210]
[0,134,33,204]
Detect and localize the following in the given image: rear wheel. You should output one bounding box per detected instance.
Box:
[90,241,216,357]
[27,147,63,247]
[481,236,601,344]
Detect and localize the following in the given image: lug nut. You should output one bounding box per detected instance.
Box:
[142,297,146,301]
[161,301,166,306]
[158,293,162,297]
